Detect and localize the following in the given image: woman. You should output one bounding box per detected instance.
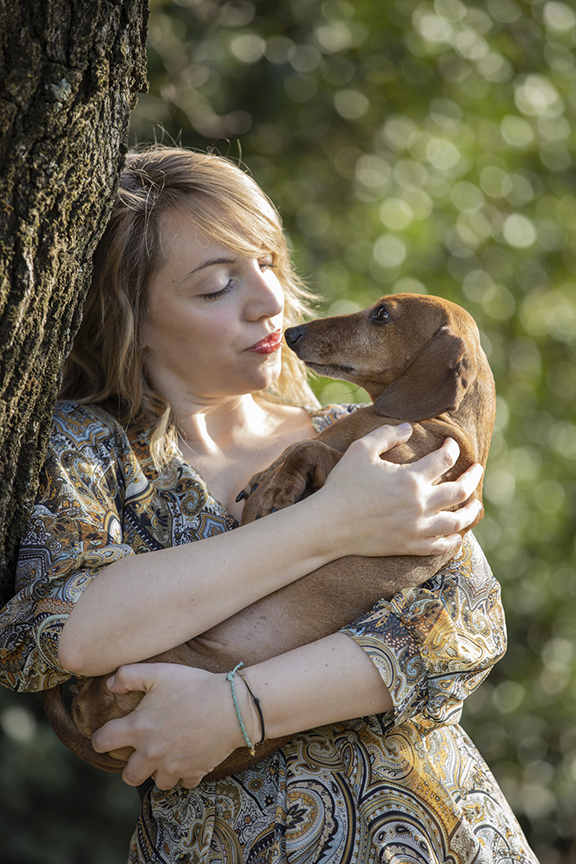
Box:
[0,147,536,863]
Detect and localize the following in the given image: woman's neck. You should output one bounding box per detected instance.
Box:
[173,394,315,520]
[175,394,275,458]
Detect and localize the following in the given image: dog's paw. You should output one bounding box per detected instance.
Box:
[240,441,341,523]
[241,461,309,522]
[235,442,304,505]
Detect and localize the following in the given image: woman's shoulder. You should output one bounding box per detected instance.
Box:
[50,400,132,456]
[309,402,365,433]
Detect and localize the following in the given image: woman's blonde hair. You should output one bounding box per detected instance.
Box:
[61,146,319,465]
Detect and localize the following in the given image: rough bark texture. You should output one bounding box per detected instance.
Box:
[0,0,148,605]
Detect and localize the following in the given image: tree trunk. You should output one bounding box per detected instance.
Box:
[0,0,148,605]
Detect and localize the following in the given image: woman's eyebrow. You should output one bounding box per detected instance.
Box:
[186,256,236,278]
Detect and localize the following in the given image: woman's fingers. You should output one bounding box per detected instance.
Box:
[359,422,414,456]
[122,743,209,789]
[91,664,156,756]
[406,498,482,557]
[428,497,483,536]
[106,663,154,696]
[122,750,156,788]
[150,764,207,791]
[92,713,157,787]
[429,463,484,512]
[92,714,134,756]
[415,533,463,556]
[410,440,485,524]
[411,437,461,481]
[92,664,170,786]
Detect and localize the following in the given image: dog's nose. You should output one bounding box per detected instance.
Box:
[285,325,306,346]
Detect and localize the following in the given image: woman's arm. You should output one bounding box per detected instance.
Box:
[92,631,394,789]
[92,535,504,790]
[59,427,481,676]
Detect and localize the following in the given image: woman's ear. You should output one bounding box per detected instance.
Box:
[373,328,473,422]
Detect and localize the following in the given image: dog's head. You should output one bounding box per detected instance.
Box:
[285,293,490,422]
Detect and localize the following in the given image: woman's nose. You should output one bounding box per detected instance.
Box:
[247,265,283,319]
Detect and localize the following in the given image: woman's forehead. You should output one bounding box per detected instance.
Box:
[155,212,275,273]
[159,204,279,255]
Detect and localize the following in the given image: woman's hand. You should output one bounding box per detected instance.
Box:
[91,663,255,790]
[313,423,483,560]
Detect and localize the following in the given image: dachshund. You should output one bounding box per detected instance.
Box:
[42,293,496,781]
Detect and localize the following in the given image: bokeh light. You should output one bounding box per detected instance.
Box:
[128,9,576,853]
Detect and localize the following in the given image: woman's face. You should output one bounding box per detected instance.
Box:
[143,209,286,404]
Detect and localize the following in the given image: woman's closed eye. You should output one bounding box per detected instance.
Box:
[201,281,234,302]
[200,255,275,301]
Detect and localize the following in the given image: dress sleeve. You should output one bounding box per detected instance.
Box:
[340,533,506,731]
[0,408,140,693]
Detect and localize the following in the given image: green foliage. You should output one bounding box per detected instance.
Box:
[131,1,576,859]
[2,1,574,860]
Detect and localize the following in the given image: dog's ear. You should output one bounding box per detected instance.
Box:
[374,328,473,421]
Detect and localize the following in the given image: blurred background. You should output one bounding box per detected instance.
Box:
[1,0,575,860]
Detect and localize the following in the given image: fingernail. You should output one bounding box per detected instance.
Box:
[397,422,412,432]
[106,675,115,688]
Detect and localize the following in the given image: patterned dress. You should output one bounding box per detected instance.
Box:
[0,402,537,864]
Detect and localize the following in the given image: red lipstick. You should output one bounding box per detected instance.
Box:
[247,330,283,354]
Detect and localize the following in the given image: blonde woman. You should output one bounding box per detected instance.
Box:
[0,148,537,863]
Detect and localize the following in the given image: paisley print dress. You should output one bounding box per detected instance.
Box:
[0,402,537,863]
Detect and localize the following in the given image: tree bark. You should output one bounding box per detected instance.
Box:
[0,0,148,605]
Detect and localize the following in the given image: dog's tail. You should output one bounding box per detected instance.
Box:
[42,685,126,773]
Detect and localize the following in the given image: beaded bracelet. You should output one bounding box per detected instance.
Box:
[236,668,266,745]
[226,662,255,755]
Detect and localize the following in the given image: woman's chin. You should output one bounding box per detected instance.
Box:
[248,356,282,392]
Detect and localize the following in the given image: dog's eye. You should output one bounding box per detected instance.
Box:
[372,305,390,323]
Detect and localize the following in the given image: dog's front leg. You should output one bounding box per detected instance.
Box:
[241,440,343,522]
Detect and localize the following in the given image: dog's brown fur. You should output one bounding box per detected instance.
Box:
[43,294,496,781]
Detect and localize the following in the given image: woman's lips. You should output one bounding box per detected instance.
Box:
[246,330,283,354]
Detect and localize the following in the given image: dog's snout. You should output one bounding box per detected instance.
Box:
[285,325,306,346]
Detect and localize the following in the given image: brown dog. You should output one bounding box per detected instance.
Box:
[43,293,496,780]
